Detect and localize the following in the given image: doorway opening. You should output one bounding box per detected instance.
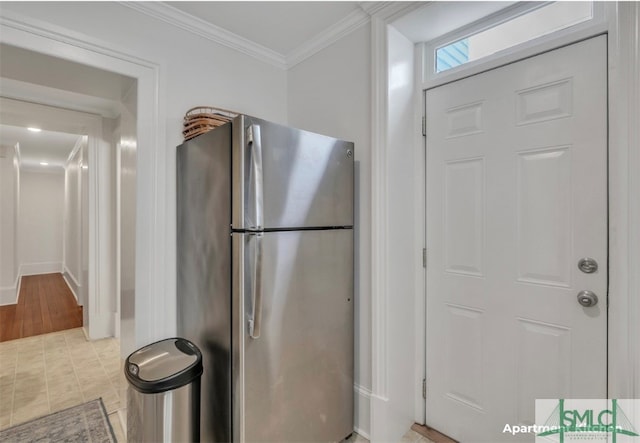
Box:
[0,124,86,341]
[0,43,138,349]
[0,44,137,435]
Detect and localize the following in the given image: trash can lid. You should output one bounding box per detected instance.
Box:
[125,338,203,394]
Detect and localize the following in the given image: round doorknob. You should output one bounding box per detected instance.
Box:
[577,290,598,307]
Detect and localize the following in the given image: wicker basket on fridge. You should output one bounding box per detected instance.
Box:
[182,106,238,141]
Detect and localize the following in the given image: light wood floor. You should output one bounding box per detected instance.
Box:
[0,273,83,342]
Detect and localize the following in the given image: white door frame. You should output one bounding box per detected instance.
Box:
[0,11,169,346]
[370,2,640,440]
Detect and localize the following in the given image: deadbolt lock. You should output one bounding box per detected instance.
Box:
[578,257,598,274]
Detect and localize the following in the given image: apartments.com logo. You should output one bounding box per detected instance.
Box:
[531,399,640,443]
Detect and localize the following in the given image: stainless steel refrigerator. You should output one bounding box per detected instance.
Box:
[177,115,354,443]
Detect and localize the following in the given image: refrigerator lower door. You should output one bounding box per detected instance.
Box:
[232,229,354,442]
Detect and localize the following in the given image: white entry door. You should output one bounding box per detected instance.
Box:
[425,36,607,442]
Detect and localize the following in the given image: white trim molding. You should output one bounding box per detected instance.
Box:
[0,10,160,71]
[120,1,398,70]
[368,0,422,408]
[19,262,63,276]
[354,384,372,439]
[370,14,390,405]
[0,276,19,306]
[63,266,81,304]
[120,1,286,69]
[607,1,640,400]
[360,2,424,21]
[368,4,426,442]
[0,288,18,306]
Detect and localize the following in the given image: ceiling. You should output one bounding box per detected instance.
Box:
[167,1,362,55]
[0,124,81,171]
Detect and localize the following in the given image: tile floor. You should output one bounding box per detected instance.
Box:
[0,328,431,443]
[0,328,126,441]
[399,430,436,443]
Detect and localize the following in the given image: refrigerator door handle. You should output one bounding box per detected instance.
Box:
[248,233,263,339]
[247,124,264,231]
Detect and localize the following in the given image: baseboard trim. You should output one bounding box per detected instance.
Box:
[15,274,22,303]
[19,261,63,276]
[370,393,415,443]
[354,384,372,439]
[0,285,18,306]
[0,273,20,305]
[62,267,81,303]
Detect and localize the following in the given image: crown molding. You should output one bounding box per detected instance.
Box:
[120,1,287,69]
[360,1,425,22]
[286,8,371,69]
[359,1,394,16]
[120,1,399,71]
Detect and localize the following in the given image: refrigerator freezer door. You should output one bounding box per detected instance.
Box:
[232,115,354,230]
[232,229,354,442]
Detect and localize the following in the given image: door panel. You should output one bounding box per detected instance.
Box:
[426,36,607,442]
[516,147,572,286]
[233,229,354,442]
[444,157,485,277]
[231,116,354,230]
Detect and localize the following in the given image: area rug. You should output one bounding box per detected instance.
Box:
[0,398,116,442]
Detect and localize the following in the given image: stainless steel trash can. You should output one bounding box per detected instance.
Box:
[125,338,203,442]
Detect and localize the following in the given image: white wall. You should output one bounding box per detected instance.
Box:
[19,169,65,276]
[287,24,372,437]
[0,145,19,305]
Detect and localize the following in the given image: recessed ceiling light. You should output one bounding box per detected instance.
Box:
[27,127,42,132]
[40,161,49,166]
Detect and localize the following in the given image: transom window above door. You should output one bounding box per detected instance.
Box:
[433,2,595,74]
